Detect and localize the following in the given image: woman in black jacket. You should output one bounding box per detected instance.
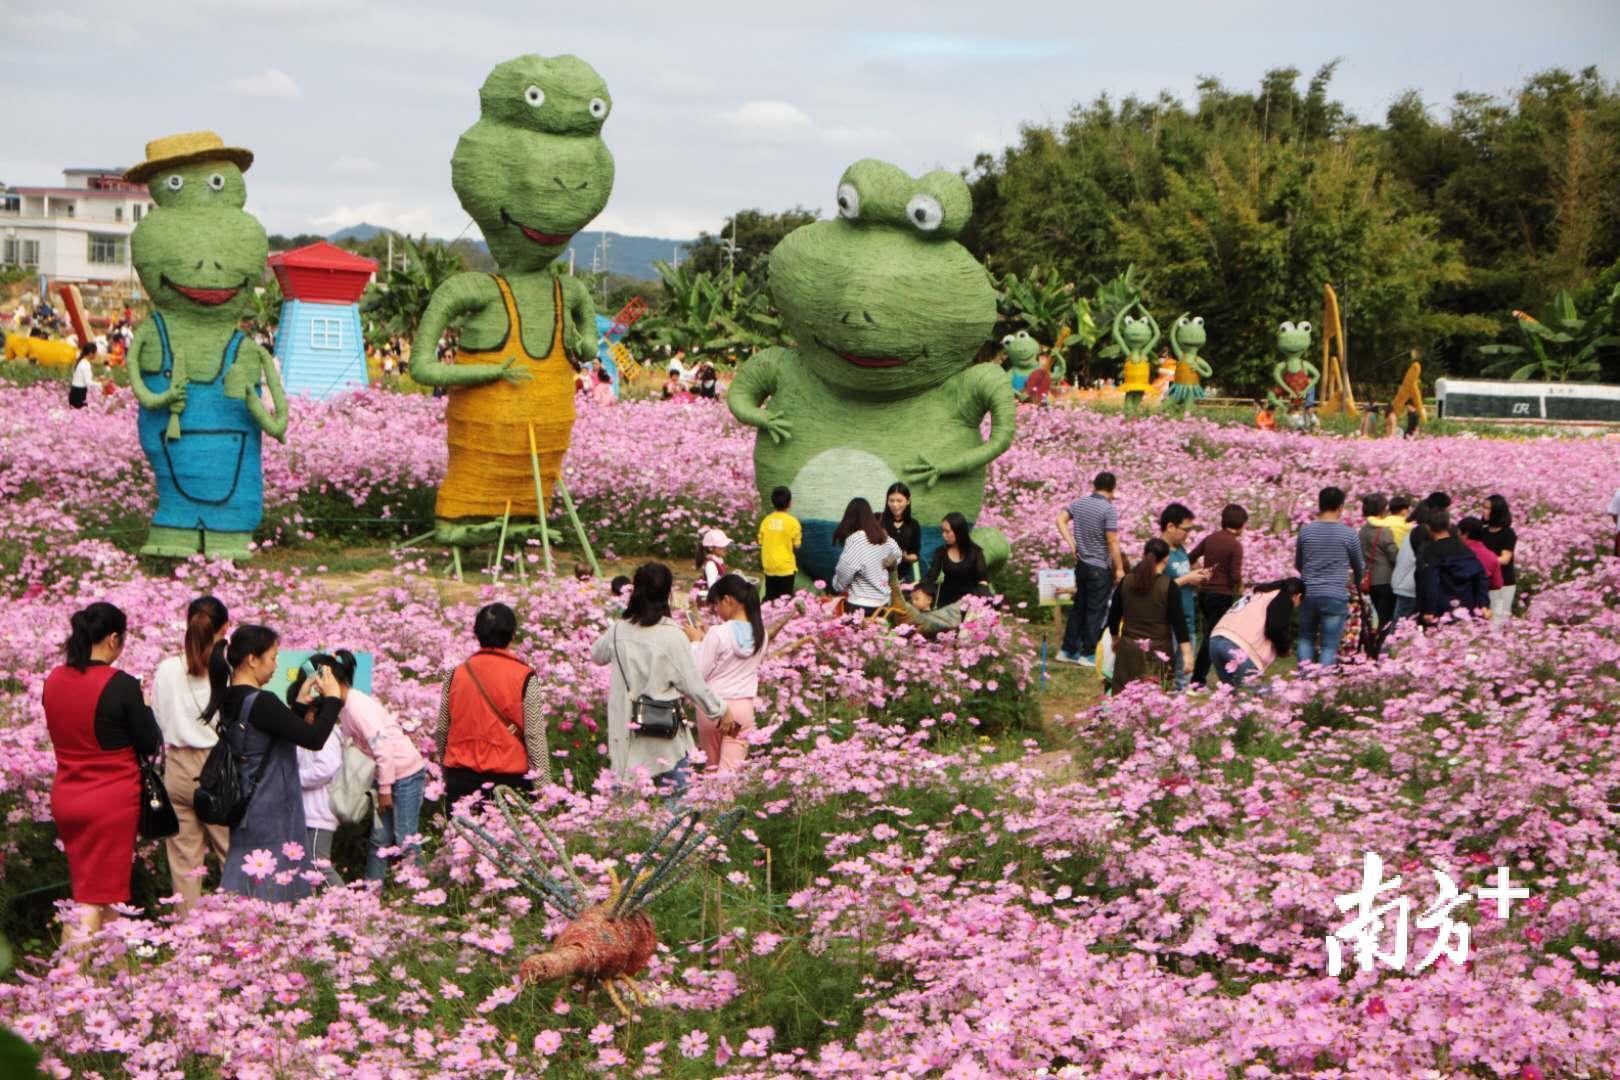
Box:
[923,512,989,608]
[882,482,922,584]
[204,625,344,903]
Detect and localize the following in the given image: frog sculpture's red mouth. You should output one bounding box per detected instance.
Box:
[837,352,906,368]
[161,275,245,306]
[501,208,572,246]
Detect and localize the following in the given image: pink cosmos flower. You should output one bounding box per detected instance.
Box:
[680,1030,709,1059]
[241,849,276,881]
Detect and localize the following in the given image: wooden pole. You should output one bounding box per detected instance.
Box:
[556,479,601,577]
[451,545,463,583]
[492,500,513,582]
[527,422,555,575]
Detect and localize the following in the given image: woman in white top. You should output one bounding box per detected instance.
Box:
[68,343,95,409]
[151,596,230,913]
[287,674,345,888]
[590,562,725,799]
[830,498,902,617]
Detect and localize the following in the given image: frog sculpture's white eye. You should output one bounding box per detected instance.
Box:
[906,194,944,232]
[589,97,609,120]
[1279,321,1295,333]
[165,174,184,191]
[524,84,545,107]
[1298,321,1312,334]
[1017,331,1031,341]
[1124,315,1137,326]
[1193,316,1204,326]
[1001,334,1015,347]
[836,183,860,220]
[207,173,225,191]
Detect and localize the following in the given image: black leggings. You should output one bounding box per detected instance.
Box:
[443,768,532,805]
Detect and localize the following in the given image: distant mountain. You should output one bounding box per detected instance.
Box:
[563,231,692,284]
[327,223,385,243]
[322,224,691,283]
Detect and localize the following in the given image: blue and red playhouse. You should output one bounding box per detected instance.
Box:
[268,241,378,400]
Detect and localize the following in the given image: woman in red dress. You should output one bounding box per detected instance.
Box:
[43,602,160,943]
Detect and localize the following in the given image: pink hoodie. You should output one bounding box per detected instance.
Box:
[1209,592,1282,672]
[339,688,425,795]
[692,621,767,702]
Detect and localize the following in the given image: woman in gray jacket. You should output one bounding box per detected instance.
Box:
[591,562,725,797]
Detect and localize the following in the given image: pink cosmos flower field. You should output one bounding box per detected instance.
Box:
[2,384,1619,1078]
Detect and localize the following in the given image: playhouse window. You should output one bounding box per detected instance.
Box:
[310,317,343,350]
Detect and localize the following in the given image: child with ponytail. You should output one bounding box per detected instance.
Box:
[683,574,791,774]
[307,649,427,882]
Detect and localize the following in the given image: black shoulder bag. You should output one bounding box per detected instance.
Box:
[195,691,270,827]
[612,625,685,739]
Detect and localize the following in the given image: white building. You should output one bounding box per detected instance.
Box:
[0,167,152,284]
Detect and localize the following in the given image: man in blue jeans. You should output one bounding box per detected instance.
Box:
[1294,485,1365,668]
[1054,471,1126,665]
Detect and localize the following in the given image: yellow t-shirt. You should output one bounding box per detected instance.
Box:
[1369,514,1413,548]
[758,511,802,577]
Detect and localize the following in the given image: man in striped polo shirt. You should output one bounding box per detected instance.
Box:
[1054,471,1127,665]
[1294,486,1365,668]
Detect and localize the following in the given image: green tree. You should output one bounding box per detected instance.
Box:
[361,236,468,340]
[684,208,818,280]
[628,262,777,361]
[1473,284,1620,380]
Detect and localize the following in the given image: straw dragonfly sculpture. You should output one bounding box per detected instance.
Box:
[450,786,744,1018]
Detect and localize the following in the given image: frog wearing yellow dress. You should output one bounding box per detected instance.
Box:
[409,54,613,545]
[1164,312,1213,412]
[1113,300,1159,410]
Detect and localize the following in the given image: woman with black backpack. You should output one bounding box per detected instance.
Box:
[201,625,342,902]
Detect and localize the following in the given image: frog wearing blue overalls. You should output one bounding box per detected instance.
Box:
[125,132,288,559]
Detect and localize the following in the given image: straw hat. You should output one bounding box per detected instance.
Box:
[125,131,254,184]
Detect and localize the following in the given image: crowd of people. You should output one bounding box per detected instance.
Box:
[1055,473,1521,693]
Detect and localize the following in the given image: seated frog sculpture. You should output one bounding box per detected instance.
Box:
[1003,329,1065,394]
[409,54,612,545]
[1266,320,1318,410]
[1004,330,1039,392]
[125,132,288,559]
[728,159,1016,585]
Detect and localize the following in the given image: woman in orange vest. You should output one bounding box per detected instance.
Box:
[434,602,551,804]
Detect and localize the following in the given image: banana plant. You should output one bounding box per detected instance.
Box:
[1475,285,1619,381]
[996,266,1075,343]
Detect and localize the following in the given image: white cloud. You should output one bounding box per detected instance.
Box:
[227,68,301,99]
[720,101,815,141]
[331,155,378,175]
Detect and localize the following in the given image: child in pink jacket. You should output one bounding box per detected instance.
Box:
[684,575,790,774]
[314,651,427,882]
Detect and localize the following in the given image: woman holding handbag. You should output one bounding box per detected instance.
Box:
[43,603,163,944]
[591,562,726,798]
[151,595,231,914]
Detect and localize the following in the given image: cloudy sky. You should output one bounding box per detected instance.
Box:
[6,0,1617,241]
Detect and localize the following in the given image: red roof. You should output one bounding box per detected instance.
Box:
[268,241,378,303]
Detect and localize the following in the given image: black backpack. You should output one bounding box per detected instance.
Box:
[195,691,266,828]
